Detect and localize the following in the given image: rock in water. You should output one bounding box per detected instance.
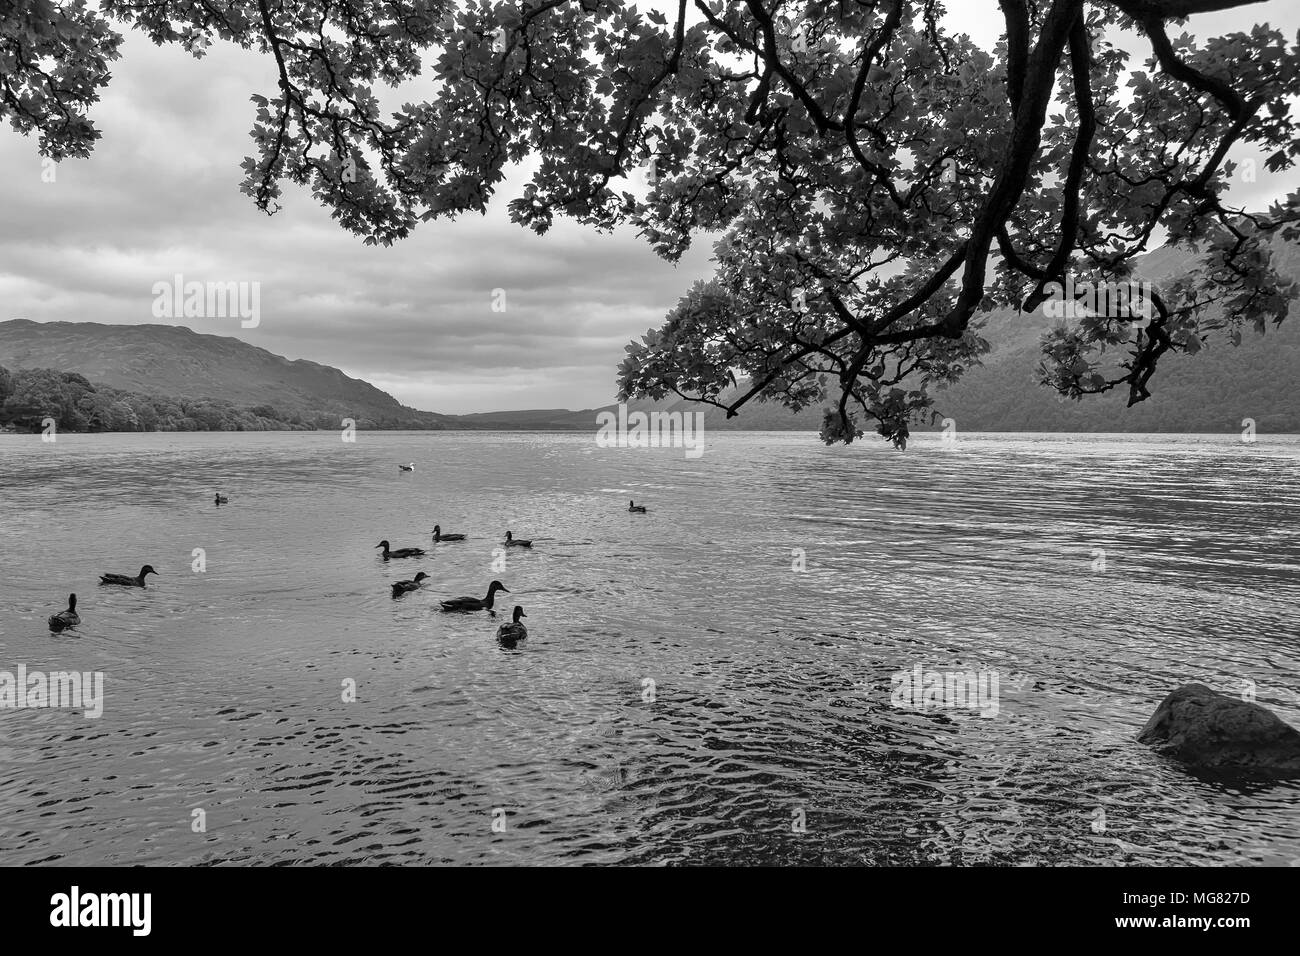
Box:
[1138,683,1300,775]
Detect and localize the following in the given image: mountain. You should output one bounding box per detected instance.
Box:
[453,242,1300,435]
[927,241,1300,433]
[454,407,605,429]
[0,319,453,428]
[454,397,820,430]
[0,317,821,433]
[567,241,1300,435]
[4,235,1298,435]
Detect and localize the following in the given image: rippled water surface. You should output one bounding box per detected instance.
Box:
[1,430,1298,866]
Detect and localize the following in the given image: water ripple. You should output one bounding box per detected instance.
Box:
[0,431,1298,865]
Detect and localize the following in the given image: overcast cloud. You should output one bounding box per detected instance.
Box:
[1,1,1296,413]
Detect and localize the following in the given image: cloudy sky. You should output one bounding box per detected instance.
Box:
[1,1,1296,414]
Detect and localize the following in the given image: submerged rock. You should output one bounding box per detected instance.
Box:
[1138,683,1300,775]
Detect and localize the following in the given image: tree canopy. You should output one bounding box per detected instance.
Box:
[4,0,1299,445]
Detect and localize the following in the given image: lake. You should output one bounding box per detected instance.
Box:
[1,430,1298,865]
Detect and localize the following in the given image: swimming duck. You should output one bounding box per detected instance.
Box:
[214,492,229,505]
[99,565,158,587]
[48,593,80,631]
[376,540,426,560]
[399,463,415,472]
[431,525,466,542]
[503,531,532,548]
[391,571,429,597]
[628,499,647,513]
[496,605,527,641]
[440,580,509,612]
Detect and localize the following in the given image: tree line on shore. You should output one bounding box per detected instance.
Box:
[0,365,438,433]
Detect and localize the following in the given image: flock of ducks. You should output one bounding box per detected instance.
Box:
[377,485,649,642]
[45,477,650,645]
[377,520,523,639]
[388,571,521,636]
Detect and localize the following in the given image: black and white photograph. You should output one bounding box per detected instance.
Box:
[1,0,1298,931]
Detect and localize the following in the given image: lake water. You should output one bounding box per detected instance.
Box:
[1,430,1298,866]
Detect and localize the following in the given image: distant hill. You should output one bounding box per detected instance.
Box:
[4,236,1298,434]
[0,317,818,433]
[457,240,1300,434]
[561,241,1300,435]
[454,407,605,429]
[925,241,1300,433]
[454,397,819,431]
[0,319,453,429]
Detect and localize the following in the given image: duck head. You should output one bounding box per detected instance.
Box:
[67,593,77,612]
[488,580,509,595]
[511,605,526,623]
[140,565,158,579]
[433,525,442,536]
[629,499,635,507]
[504,531,513,541]
[414,572,429,583]
[375,540,390,551]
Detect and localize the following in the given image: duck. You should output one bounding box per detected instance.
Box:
[628,499,647,513]
[503,531,532,548]
[391,571,429,597]
[399,463,415,471]
[48,593,80,631]
[431,525,466,542]
[440,580,509,613]
[376,540,426,560]
[214,492,229,505]
[496,605,528,641]
[99,565,158,587]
